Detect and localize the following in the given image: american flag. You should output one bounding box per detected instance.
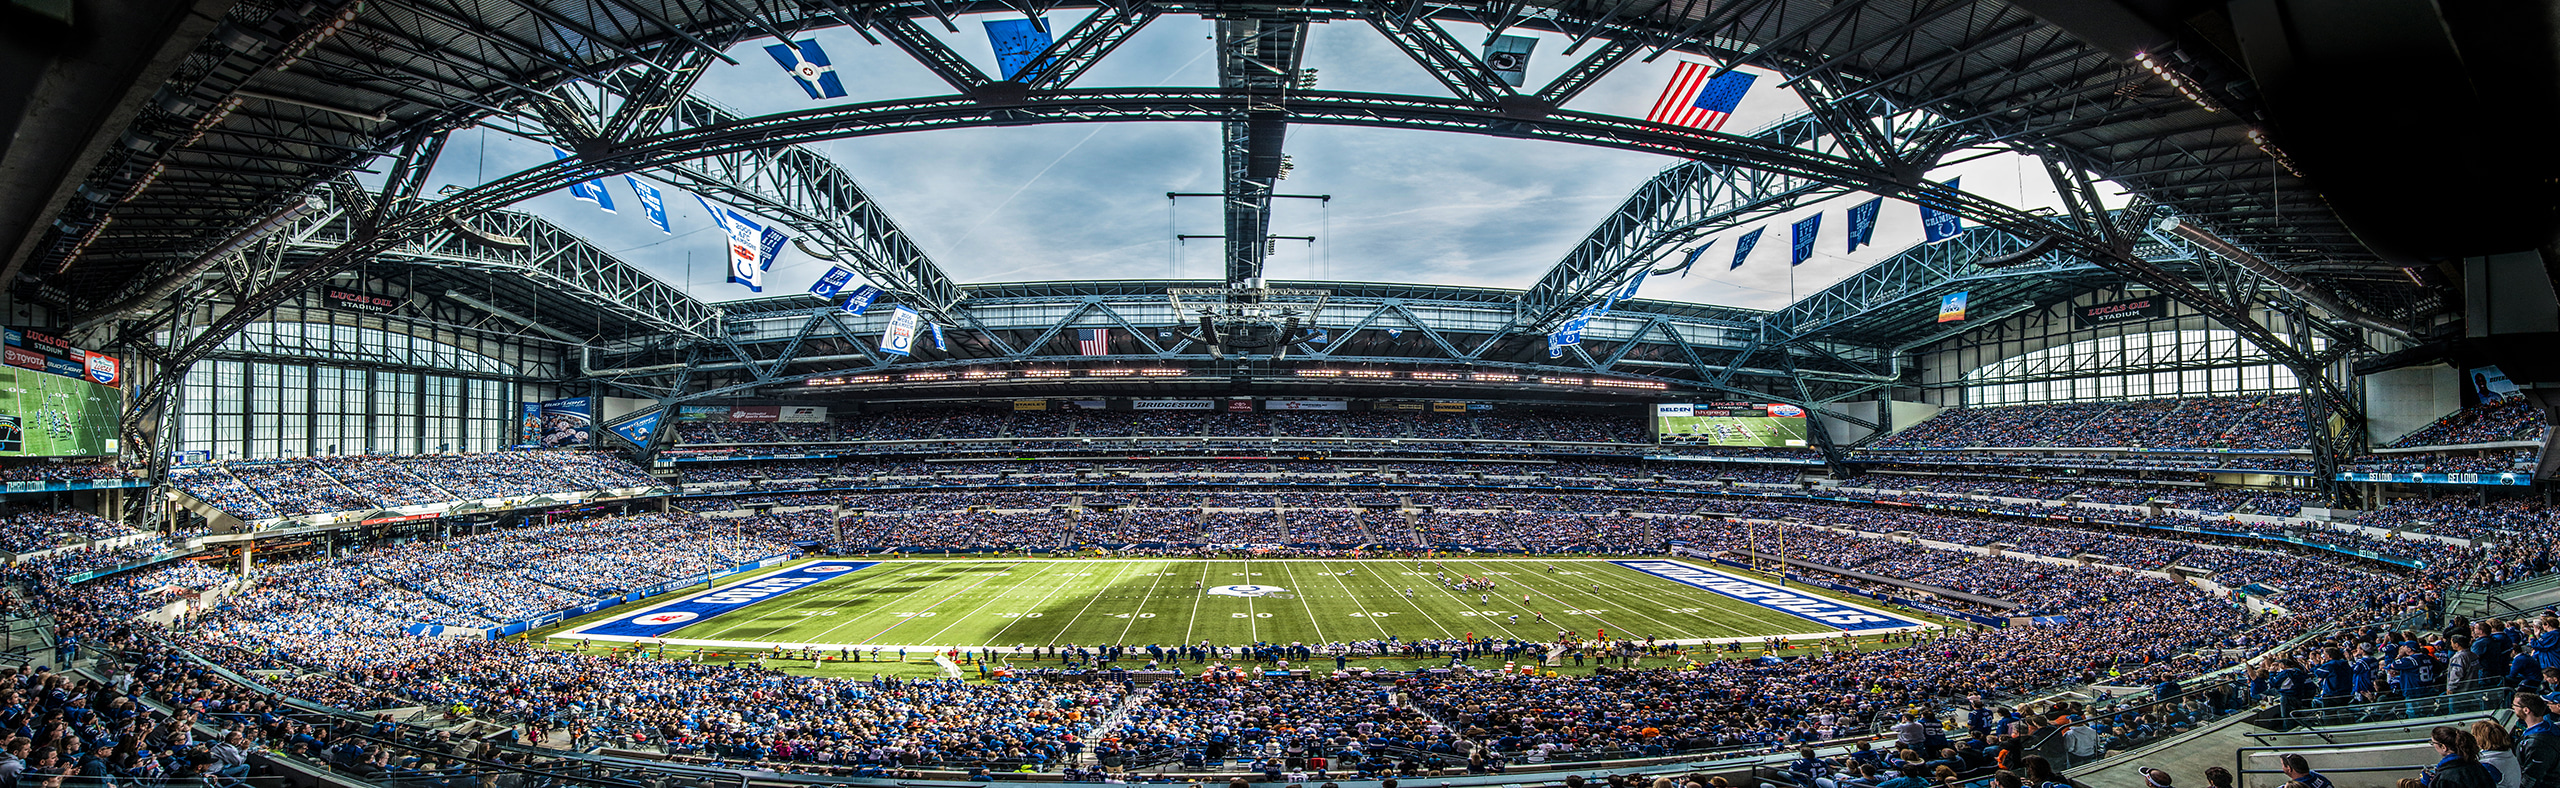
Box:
[1647,62,1756,131]
[1076,328,1110,355]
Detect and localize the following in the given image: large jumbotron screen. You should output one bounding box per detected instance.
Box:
[1654,402,1811,447]
[0,368,120,457]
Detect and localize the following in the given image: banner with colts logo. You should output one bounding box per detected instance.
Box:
[575,562,878,638]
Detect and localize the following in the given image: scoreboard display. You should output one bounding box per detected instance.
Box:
[1654,402,1812,447]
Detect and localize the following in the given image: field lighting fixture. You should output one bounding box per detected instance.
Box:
[1168,279,1330,362]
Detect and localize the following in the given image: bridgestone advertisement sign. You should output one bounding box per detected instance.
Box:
[1133,399,1215,410]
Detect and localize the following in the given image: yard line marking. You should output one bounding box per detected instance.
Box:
[687,561,908,642]
[915,562,1079,646]
[1564,560,1789,638]
[1451,559,1693,638]
[1321,559,1407,639]
[1184,560,1210,644]
[1276,561,1330,644]
[765,562,938,643]
[1031,558,1143,646]
[1113,560,1172,644]
[1413,559,1530,641]
[862,562,1025,643]
[1241,558,1258,642]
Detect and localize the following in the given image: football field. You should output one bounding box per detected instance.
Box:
[554,557,1934,650]
[1656,414,1811,447]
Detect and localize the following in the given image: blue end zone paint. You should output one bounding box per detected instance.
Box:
[1612,559,1928,632]
[574,562,878,638]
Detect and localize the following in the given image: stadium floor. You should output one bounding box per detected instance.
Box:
[549,556,1939,652]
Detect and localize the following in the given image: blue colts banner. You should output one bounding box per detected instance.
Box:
[929,321,946,351]
[983,17,1055,81]
[809,266,855,299]
[575,562,879,638]
[755,226,790,271]
[1919,176,1962,243]
[625,176,670,233]
[1610,559,1928,632]
[1789,213,1821,266]
[552,148,615,213]
[1730,226,1763,269]
[1845,196,1882,252]
[840,284,883,315]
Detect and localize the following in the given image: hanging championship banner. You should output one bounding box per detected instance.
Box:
[880,306,920,356]
[723,211,766,292]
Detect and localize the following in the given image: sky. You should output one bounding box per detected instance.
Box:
[410,13,2129,313]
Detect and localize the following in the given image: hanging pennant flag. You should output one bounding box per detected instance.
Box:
[1730,227,1764,270]
[840,284,883,315]
[1656,240,1712,277]
[624,176,669,233]
[695,193,732,232]
[1618,269,1649,302]
[1387,327,1404,339]
[1308,328,1329,344]
[983,17,1055,81]
[1484,35,1537,87]
[1790,213,1822,266]
[1938,291,1970,323]
[755,226,789,273]
[809,266,855,299]
[551,148,615,213]
[1919,177,1963,244]
[722,211,764,292]
[880,306,920,356]
[929,321,947,351]
[1547,332,1564,358]
[764,39,848,99]
[1845,196,1883,252]
[1647,62,1756,131]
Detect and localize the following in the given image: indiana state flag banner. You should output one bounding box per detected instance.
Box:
[765,39,848,99]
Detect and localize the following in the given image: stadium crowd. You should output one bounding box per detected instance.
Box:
[671,409,1651,446]
[1870,396,2309,450]
[170,452,664,520]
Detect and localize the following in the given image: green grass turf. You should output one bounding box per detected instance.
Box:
[557,557,1926,649]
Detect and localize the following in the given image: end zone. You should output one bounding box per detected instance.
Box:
[1612,559,1937,633]
[561,561,877,639]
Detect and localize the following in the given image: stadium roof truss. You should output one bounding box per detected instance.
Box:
[17,0,2450,480]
